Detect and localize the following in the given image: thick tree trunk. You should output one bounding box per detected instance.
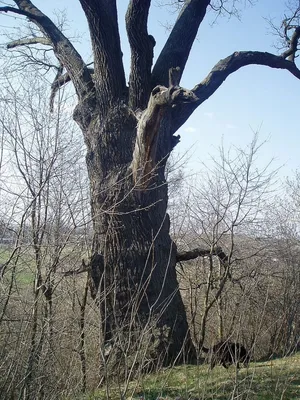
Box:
[77,99,195,370]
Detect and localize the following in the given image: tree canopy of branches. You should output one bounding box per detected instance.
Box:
[1,0,300,370]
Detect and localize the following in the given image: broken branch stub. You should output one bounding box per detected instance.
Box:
[131,68,198,189]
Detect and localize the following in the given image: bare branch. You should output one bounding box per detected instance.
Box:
[79,0,126,110]
[176,247,213,262]
[5,44,58,73]
[281,26,300,61]
[49,63,65,112]
[152,0,210,87]
[194,51,300,99]
[50,66,95,112]
[280,3,300,60]
[1,0,95,109]
[126,0,155,110]
[7,36,52,49]
[62,259,90,277]
[176,246,228,263]
[172,50,300,131]
[0,5,31,18]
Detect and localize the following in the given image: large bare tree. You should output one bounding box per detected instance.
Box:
[1,0,300,367]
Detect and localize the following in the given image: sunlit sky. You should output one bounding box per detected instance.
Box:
[1,0,300,180]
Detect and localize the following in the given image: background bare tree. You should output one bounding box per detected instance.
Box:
[174,136,278,353]
[0,76,96,399]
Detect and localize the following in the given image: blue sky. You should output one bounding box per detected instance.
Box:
[2,1,300,179]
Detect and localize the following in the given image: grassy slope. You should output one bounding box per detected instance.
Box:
[86,353,300,400]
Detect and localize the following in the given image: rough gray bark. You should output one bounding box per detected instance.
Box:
[83,71,198,365]
[1,0,300,369]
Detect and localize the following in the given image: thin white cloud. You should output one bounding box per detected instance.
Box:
[184,126,196,133]
[204,112,214,119]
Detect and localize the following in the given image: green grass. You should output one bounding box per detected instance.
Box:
[0,244,35,285]
[84,353,300,400]
[0,244,14,263]
[0,244,87,286]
